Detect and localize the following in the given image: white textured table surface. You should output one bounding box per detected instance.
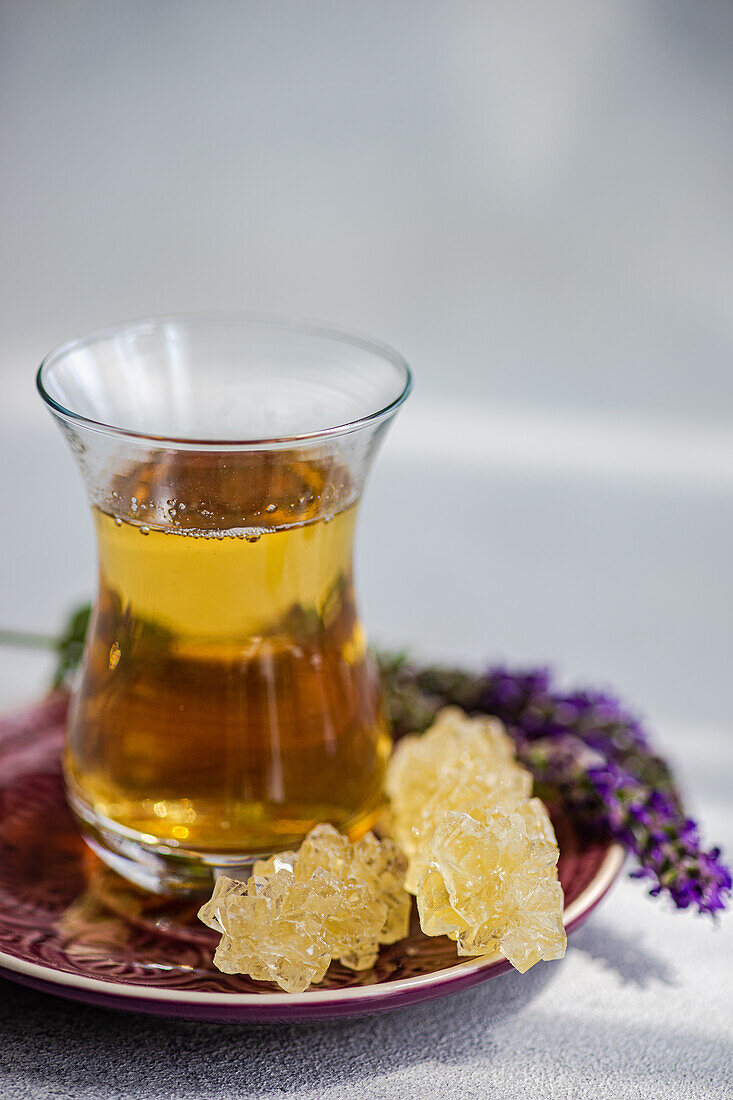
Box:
[1,3,732,1096]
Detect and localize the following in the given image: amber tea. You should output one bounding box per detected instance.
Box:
[67,452,389,869]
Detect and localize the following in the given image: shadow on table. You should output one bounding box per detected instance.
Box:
[570,920,677,987]
[0,964,553,1098]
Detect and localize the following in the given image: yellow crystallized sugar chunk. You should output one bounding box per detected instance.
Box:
[197,824,411,993]
[385,706,533,891]
[417,803,566,972]
[385,706,566,972]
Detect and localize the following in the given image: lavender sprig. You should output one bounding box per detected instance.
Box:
[378,654,731,917]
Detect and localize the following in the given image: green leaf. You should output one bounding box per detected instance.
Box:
[52,603,92,687]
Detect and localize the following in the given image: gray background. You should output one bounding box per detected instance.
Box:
[0,3,731,1097]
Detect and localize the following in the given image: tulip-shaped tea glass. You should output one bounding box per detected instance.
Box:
[37,316,411,894]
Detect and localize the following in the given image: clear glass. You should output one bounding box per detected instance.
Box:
[37,315,411,894]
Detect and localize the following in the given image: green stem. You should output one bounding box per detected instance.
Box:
[0,629,58,650]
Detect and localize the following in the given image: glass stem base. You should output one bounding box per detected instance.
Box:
[67,788,276,896]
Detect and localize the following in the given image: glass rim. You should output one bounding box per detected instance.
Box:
[36,312,413,448]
